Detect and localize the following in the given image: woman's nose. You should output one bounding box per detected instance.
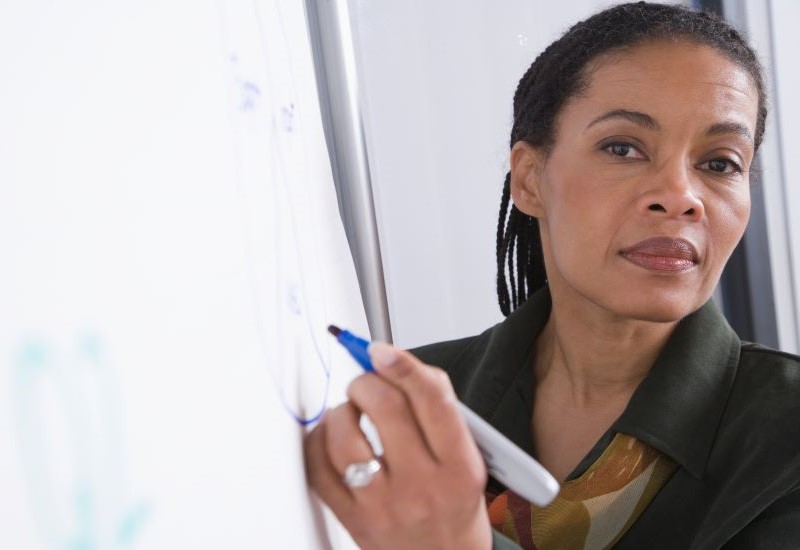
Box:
[638,163,704,221]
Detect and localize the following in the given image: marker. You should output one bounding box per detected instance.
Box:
[327,325,560,506]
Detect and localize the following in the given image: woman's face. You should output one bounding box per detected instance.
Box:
[512,40,759,323]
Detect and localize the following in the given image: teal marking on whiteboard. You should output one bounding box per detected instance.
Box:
[12,334,149,549]
[117,503,151,545]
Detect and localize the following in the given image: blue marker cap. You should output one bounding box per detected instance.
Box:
[327,325,374,372]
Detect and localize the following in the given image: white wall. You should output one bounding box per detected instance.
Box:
[348,0,680,348]
[768,0,800,353]
[724,0,800,353]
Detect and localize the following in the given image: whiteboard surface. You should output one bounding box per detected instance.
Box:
[0,1,365,548]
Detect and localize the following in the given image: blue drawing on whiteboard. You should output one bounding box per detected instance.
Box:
[287,283,303,316]
[221,1,333,427]
[12,334,149,550]
[280,103,295,132]
[239,81,261,112]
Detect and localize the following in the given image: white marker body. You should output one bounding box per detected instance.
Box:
[459,403,560,506]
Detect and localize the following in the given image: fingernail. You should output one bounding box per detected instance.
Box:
[368,342,398,371]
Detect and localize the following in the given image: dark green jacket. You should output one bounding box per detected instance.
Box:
[411,288,800,549]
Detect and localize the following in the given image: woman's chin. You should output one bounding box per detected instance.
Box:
[604,294,710,324]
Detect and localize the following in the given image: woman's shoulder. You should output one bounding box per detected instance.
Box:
[711,341,800,476]
[698,342,800,532]
[721,342,800,439]
[739,340,800,368]
[734,341,800,400]
[718,341,800,431]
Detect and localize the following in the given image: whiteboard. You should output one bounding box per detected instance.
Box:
[0,1,366,548]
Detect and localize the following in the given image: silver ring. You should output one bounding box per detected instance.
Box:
[342,458,382,488]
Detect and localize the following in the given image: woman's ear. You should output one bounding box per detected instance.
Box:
[510,141,546,219]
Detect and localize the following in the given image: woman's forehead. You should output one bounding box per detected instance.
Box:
[590,41,751,86]
[563,40,759,136]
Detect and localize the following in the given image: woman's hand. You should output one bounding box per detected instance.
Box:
[304,343,491,550]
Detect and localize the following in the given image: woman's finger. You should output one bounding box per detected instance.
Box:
[367,343,482,467]
[346,372,435,476]
[323,401,387,495]
[304,414,357,523]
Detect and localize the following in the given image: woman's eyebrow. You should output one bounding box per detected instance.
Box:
[586,110,755,146]
[586,109,660,131]
[705,121,754,145]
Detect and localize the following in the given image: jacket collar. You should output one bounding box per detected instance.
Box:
[476,286,741,480]
[613,297,741,479]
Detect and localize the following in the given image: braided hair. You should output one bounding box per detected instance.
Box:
[496,1,767,316]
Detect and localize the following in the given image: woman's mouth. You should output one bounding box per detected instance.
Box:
[619,237,699,273]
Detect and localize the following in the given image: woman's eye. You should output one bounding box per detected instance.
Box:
[603,142,643,159]
[701,158,742,175]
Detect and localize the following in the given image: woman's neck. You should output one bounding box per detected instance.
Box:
[535,295,679,409]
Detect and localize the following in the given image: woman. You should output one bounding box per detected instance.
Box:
[305,3,800,548]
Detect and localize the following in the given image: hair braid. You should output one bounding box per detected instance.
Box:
[506,207,518,310]
[495,174,513,316]
[515,207,529,305]
[496,171,542,316]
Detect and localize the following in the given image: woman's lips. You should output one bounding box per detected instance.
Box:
[619,237,699,272]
